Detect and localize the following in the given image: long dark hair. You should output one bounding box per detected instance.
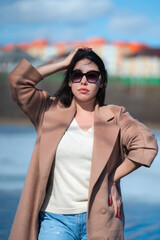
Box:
[54,48,108,107]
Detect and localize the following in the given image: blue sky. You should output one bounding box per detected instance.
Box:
[0,0,160,47]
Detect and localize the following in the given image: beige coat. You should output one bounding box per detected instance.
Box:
[8,59,158,240]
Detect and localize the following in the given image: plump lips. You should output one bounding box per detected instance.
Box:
[78,88,89,93]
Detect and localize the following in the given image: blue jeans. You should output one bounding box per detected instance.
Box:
[38,211,87,240]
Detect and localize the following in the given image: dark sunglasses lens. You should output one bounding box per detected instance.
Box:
[71,72,82,82]
[86,72,99,83]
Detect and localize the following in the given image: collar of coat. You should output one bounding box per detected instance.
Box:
[39,97,120,202]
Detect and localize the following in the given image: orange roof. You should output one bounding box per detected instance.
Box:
[30,39,48,48]
[69,37,106,49]
[3,43,15,52]
[113,40,129,47]
[54,42,67,48]
[87,37,106,45]
[16,42,30,51]
[69,40,87,47]
[113,40,149,53]
[128,42,149,53]
[3,39,49,52]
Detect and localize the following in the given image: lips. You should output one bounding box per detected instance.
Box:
[78,88,89,94]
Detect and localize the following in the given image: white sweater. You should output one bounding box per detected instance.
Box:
[43,118,94,214]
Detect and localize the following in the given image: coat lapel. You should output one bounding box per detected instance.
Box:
[39,99,76,187]
[88,104,120,200]
[39,99,119,208]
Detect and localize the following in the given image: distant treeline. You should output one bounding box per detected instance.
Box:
[1,72,160,86]
[110,76,160,86]
[1,73,160,126]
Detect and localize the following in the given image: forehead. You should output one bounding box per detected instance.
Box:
[73,59,99,72]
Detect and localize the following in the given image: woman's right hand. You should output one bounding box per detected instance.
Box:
[62,47,92,68]
[36,47,92,78]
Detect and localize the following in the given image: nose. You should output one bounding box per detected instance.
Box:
[81,75,88,85]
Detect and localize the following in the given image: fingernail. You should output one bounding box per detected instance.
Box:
[118,214,120,219]
[108,199,111,206]
[115,213,118,218]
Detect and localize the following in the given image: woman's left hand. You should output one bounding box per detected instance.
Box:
[108,182,122,219]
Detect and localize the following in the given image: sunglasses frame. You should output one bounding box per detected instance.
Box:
[69,70,100,84]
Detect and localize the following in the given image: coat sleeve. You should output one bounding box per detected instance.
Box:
[118,107,158,167]
[8,58,52,129]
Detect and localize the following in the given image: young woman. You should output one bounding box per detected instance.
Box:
[9,47,158,240]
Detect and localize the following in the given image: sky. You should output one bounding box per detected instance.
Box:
[0,0,160,47]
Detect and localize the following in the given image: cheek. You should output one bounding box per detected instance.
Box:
[69,83,78,94]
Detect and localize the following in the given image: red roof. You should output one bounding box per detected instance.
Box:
[113,40,149,53]
[29,39,48,48]
[3,43,15,52]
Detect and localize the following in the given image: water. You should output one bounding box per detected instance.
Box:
[0,125,160,240]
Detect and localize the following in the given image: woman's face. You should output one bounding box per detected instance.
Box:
[69,58,102,104]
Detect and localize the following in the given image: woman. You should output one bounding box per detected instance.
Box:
[9,47,158,240]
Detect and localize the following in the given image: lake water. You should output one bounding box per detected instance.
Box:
[0,125,160,240]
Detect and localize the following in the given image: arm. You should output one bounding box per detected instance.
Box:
[108,159,141,218]
[35,61,66,78]
[9,47,84,128]
[112,110,158,182]
[9,59,55,129]
[9,59,46,128]
[35,47,85,78]
[110,158,141,183]
[108,108,158,218]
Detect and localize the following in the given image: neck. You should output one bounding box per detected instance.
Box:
[75,97,96,116]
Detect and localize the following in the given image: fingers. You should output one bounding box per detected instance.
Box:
[112,197,117,217]
[108,194,112,206]
[116,198,121,219]
[74,46,92,52]
[108,184,122,219]
[112,197,121,218]
[82,47,92,51]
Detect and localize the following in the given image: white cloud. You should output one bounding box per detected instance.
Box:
[1,1,159,46]
[107,10,160,39]
[0,20,93,44]
[25,24,89,42]
[1,0,113,23]
[108,14,149,34]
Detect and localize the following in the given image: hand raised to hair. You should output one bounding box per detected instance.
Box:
[63,47,92,68]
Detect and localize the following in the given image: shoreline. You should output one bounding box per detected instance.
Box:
[0,117,31,125]
[1,117,160,130]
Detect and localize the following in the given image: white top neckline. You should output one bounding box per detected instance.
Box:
[73,118,93,134]
[42,117,94,214]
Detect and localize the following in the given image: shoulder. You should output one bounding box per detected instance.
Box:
[97,104,128,124]
[100,104,126,115]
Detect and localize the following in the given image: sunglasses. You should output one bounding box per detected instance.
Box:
[69,70,100,84]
